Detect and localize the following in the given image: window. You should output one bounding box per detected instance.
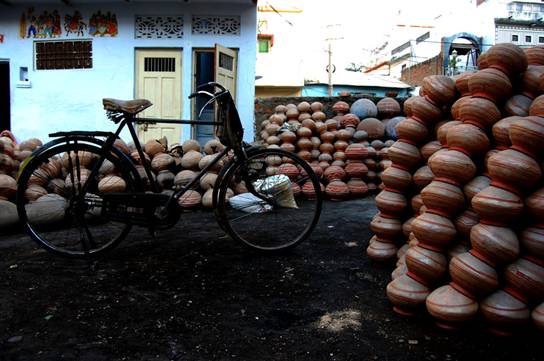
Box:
[257,34,273,53]
[526,35,532,43]
[539,36,544,43]
[512,34,519,42]
[416,31,430,44]
[35,40,92,70]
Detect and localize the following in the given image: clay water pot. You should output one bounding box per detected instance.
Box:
[402,217,415,238]
[151,153,174,172]
[357,118,385,139]
[470,224,519,266]
[453,72,474,97]
[332,101,349,114]
[334,140,348,152]
[422,75,456,106]
[446,123,490,156]
[387,141,421,170]
[386,274,431,316]
[325,119,338,131]
[278,163,299,181]
[450,96,470,120]
[297,150,312,162]
[98,175,126,193]
[449,252,499,298]
[484,43,528,78]
[420,141,442,160]
[421,180,465,217]
[395,117,429,144]
[344,161,368,179]
[367,237,398,262]
[377,97,401,118]
[353,130,368,143]
[375,189,408,217]
[492,116,523,148]
[279,142,295,153]
[487,149,541,191]
[503,94,532,116]
[481,290,531,336]
[297,138,313,151]
[509,116,544,158]
[409,96,442,125]
[180,150,203,170]
[315,121,327,134]
[520,226,544,260]
[336,129,353,142]
[525,46,544,65]
[157,170,175,190]
[532,302,544,331]
[469,67,513,104]
[345,143,369,160]
[448,243,470,260]
[301,180,324,199]
[0,174,16,201]
[177,190,201,208]
[436,120,462,146]
[412,165,434,190]
[311,111,326,122]
[18,138,42,152]
[504,258,544,302]
[471,186,523,224]
[411,212,457,250]
[405,245,448,285]
[411,194,424,214]
[144,139,166,157]
[320,131,335,143]
[428,149,476,185]
[521,65,544,99]
[203,139,224,155]
[454,208,480,239]
[370,213,403,239]
[341,113,360,128]
[47,178,65,196]
[325,180,349,201]
[458,97,501,128]
[381,165,412,190]
[346,178,368,197]
[323,165,346,182]
[279,130,297,144]
[529,94,544,117]
[286,107,299,120]
[526,187,544,222]
[426,285,479,329]
[174,169,197,188]
[297,101,311,113]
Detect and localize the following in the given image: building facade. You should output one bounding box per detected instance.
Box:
[0,0,257,144]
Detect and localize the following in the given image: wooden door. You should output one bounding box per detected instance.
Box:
[135,49,182,145]
[214,44,238,100]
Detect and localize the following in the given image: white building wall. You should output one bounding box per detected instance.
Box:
[0,1,256,143]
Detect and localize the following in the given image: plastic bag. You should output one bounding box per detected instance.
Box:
[254,174,298,209]
[229,193,272,213]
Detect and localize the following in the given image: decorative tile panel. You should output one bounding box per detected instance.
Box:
[135,16,184,39]
[191,15,240,35]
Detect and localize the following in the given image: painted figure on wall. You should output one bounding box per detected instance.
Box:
[64,11,87,37]
[89,11,118,37]
[20,8,62,38]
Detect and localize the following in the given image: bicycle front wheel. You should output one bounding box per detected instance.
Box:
[16,142,140,258]
[216,148,323,252]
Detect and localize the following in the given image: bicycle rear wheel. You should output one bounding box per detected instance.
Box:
[16,142,140,258]
[216,148,323,252]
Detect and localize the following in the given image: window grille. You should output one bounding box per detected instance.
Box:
[35,40,92,70]
[135,16,184,39]
[192,15,240,35]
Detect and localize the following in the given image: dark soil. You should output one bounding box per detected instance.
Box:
[1,198,542,361]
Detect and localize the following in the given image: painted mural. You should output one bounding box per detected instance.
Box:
[64,11,87,37]
[89,11,118,37]
[20,8,62,38]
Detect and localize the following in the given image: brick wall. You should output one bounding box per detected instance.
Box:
[400,54,444,86]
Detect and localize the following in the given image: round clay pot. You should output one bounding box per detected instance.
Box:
[504,258,544,302]
[278,163,299,181]
[144,139,166,157]
[492,116,523,148]
[520,226,544,259]
[463,175,491,202]
[458,97,501,129]
[280,142,296,153]
[522,65,544,99]
[98,175,126,193]
[332,101,349,114]
[381,165,412,190]
[526,187,544,222]
[509,116,544,158]
[486,42,528,74]
[411,212,457,250]
[428,149,476,185]
[301,180,324,199]
[387,141,421,170]
[468,67,513,103]
[405,245,448,285]
[370,213,403,239]
[345,143,369,160]
[453,72,474,97]
[420,141,442,160]
[532,301,544,331]
[525,46,544,65]
[151,153,174,172]
[447,123,490,157]
[436,120,462,146]
[320,131,335,143]
[323,165,346,182]
[345,161,368,179]
[470,223,519,266]
[450,96,471,120]
[377,97,401,118]
[386,274,431,316]
[413,165,434,190]
[341,113,360,129]
[425,285,479,329]
[350,98,378,119]
[367,236,398,262]
[279,130,297,145]
[409,96,442,125]
[181,150,203,170]
[395,118,429,144]
[357,118,385,139]
[422,75,456,106]
[0,174,17,201]
[449,252,499,298]
[334,140,348,152]
[177,190,201,208]
[454,208,479,239]
[503,94,532,117]
[325,180,349,201]
[411,194,424,214]
[346,178,368,197]
[421,180,465,217]
[311,111,326,122]
[529,94,544,117]
[375,189,408,217]
[471,186,524,224]
[487,149,541,191]
[174,169,197,188]
[481,290,531,336]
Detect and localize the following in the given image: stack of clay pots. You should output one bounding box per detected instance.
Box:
[258,98,402,200]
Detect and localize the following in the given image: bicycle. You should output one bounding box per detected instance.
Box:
[15,82,323,259]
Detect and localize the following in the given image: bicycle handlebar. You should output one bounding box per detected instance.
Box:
[188,82,227,99]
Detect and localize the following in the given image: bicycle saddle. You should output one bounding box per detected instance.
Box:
[102,98,152,115]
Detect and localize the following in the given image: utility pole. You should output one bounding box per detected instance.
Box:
[327,42,333,96]
[325,24,343,97]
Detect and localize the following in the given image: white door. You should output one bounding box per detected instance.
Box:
[214,44,238,100]
[135,49,182,145]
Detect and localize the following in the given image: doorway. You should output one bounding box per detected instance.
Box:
[0,61,10,131]
[192,49,215,144]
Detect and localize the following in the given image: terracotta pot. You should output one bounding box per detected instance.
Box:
[532,301,544,331]
[387,141,421,170]
[525,46,544,65]
[402,217,415,238]
[18,138,43,152]
[463,175,491,203]
[411,194,424,214]
[484,43,528,78]
[450,96,470,120]
[332,101,349,114]
[341,113,360,128]
[405,245,448,285]
[504,258,544,302]
[157,170,175,190]
[453,72,474,97]
[492,116,523,148]
[386,274,431,316]
[436,120,462,146]
[345,143,369,160]
[411,212,457,250]
[286,107,299,120]
[481,290,531,336]
[311,111,326,122]
[353,130,369,142]
[468,68,513,103]
[0,174,16,201]
[315,121,327,134]
[367,237,398,262]
[344,161,368,178]
[412,165,434,190]
[318,142,334,154]
[376,189,408,217]
[320,131,335,143]
[297,101,311,113]
[181,139,200,153]
[408,96,443,125]
[449,252,499,298]
[428,149,476,185]
[421,180,465,217]
[509,115,544,158]
[381,165,412,190]
[325,119,338,131]
[346,178,368,197]
[323,165,346,182]
[526,187,544,223]
[98,175,127,193]
[325,180,349,201]
[296,126,312,139]
[279,130,297,144]
[395,117,429,144]
[422,75,457,106]
[521,65,544,99]
[426,285,479,329]
[334,140,349,152]
[503,94,532,117]
[177,189,201,208]
[301,180,324,199]
[377,97,401,118]
[487,149,541,191]
[420,141,442,160]
[530,94,544,117]
[447,123,490,157]
[520,226,544,260]
[458,97,501,128]
[278,163,300,181]
[180,150,203,170]
[448,243,470,260]
[370,213,403,239]
[174,169,197,188]
[470,223,519,266]
[151,153,174,172]
[471,186,523,224]
[454,208,480,239]
[357,118,385,139]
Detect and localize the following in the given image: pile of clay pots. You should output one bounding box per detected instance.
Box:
[258,98,405,200]
[367,43,544,336]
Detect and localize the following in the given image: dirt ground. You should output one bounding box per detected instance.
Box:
[1,198,543,361]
